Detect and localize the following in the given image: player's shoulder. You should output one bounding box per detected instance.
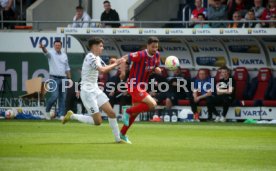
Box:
[129,50,142,58]
[86,52,97,59]
[154,51,160,58]
[85,53,98,62]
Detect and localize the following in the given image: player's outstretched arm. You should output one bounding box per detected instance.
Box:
[39,43,48,54]
[97,58,124,74]
[118,55,128,80]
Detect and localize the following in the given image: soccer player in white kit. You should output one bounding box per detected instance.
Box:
[62,37,124,143]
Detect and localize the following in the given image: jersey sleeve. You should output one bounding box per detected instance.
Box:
[156,52,160,67]
[128,51,142,63]
[87,55,100,70]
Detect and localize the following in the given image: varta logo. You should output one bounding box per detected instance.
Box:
[253,30,267,34]
[117,30,130,33]
[163,46,187,51]
[243,110,267,116]
[272,58,276,65]
[232,58,239,65]
[170,30,184,34]
[143,29,157,34]
[23,110,44,116]
[268,46,276,52]
[240,59,264,65]
[91,29,104,33]
[232,58,264,65]
[196,30,211,34]
[224,30,239,34]
[179,59,191,64]
[199,47,223,52]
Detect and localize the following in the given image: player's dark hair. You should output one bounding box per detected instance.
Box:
[54,39,62,46]
[147,37,159,45]
[76,6,83,10]
[88,37,104,48]
[103,1,110,4]
[219,65,230,72]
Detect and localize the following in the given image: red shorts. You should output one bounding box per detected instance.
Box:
[128,87,149,103]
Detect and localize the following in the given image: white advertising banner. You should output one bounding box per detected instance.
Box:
[191,106,276,120]
[0,32,84,53]
[0,107,47,119]
[184,37,228,69]
[260,37,276,68]
[221,37,267,69]
[57,28,276,36]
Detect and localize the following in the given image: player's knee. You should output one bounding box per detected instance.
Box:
[94,121,102,126]
[94,118,102,126]
[149,101,157,110]
[107,111,116,118]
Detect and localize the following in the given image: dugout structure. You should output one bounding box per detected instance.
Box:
[57,27,276,121]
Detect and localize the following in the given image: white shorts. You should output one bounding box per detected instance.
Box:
[80,88,109,115]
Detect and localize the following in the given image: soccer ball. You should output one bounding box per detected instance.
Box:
[5,109,15,119]
[165,56,180,70]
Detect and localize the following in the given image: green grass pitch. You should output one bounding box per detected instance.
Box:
[0,120,276,171]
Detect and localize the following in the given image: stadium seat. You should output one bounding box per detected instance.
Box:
[178,99,190,106]
[243,68,273,106]
[263,78,276,106]
[233,67,250,104]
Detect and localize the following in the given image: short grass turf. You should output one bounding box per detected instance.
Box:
[0,121,276,171]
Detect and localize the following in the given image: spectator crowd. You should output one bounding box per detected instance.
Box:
[191,0,276,28]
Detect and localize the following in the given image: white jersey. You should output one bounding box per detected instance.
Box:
[81,52,105,91]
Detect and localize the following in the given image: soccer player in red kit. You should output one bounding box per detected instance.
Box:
[119,37,161,144]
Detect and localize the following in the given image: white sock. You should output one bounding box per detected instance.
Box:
[108,117,121,142]
[71,114,94,125]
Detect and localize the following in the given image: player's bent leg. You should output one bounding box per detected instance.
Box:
[92,113,102,126]
[100,101,116,118]
[100,101,121,143]
[142,95,157,110]
[125,95,156,117]
[120,103,140,144]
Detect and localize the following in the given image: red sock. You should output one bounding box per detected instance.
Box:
[126,103,150,114]
[120,114,137,135]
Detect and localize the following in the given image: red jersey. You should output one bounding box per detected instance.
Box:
[191,7,207,19]
[261,8,276,20]
[127,50,160,87]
